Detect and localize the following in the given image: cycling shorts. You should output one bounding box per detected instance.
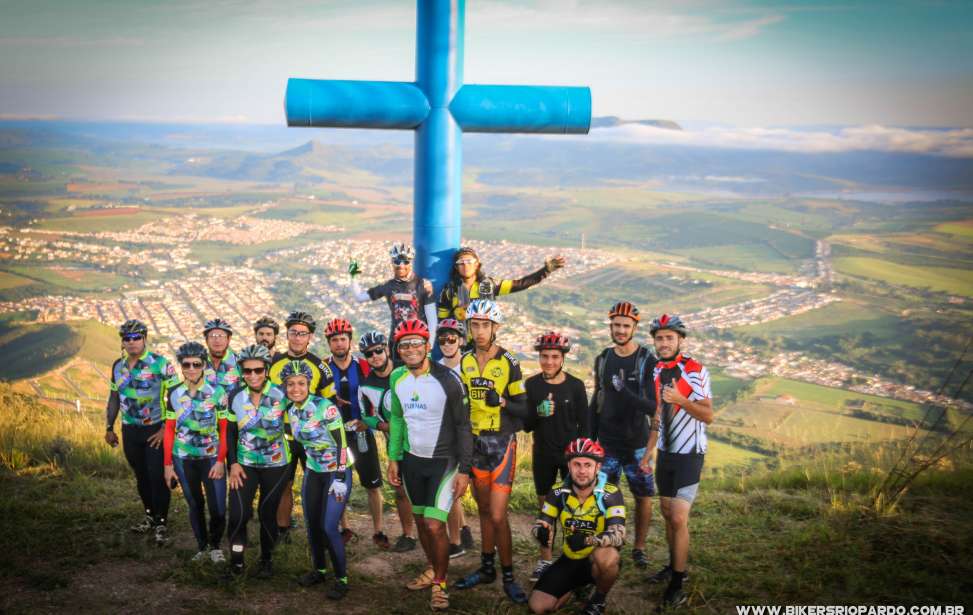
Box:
[533,554,594,598]
[655,451,704,503]
[471,432,517,492]
[350,431,383,489]
[532,453,567,497]
[401,452,457,522]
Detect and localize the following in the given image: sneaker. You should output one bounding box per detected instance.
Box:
[256,559,273,579]
[648,565,673,584]
[633,548,650,568]
[130,514,154,534]
[153,524,169,546]
[191,550,208,563]
[391,535,417,553]
[661,585,688,609]
[298,569,328,587]
[459,525,475,550]
[582,599,607,615]
[503,580,528,604]
[455,568,496,590]
[529,559,552,583]
[340,528,358,545]
[209,549,226,564]
[573,583,593,602]
[372,531,391,550]
[448,543,466,559]
[326,578,349,600]
[430,584,449,611]
[406,567,435,591]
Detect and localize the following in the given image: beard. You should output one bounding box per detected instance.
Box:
[570,475,596,489]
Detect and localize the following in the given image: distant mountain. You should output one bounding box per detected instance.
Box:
[590,116,682,130]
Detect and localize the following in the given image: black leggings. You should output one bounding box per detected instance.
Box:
[228,465,289,563]
[172,457,226,551]
[122,423,170,523]
[302,469,350,577]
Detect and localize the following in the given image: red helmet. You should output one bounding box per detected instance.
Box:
[650,313,688,337]
[393,319,430,343]
[534,331,570,353]
[608,301,640,322]
[565,438,605,463]
[324,318,353,338]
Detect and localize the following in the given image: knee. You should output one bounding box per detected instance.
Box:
[592,546,620,570]
[489,509,507,528]
[422,518,446,536]
[528,593,552,614]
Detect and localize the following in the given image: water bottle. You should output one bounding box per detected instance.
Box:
[357,430,369,453]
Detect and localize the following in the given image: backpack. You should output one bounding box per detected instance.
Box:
[592,345,656,414]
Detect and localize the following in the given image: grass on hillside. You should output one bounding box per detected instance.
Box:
[835,256,973,296]
[3,265,129,292]
[34,211,161,233]
[0,319,118,382]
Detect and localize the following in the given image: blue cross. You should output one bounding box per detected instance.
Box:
[285,0,590,287]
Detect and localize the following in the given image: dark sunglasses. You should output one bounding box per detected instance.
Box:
[180,361,204,369]
[363,347,386,358]
[242,367,266,375]
[121,334,144,342]
[437,334,459,344]
[391,257,412,265]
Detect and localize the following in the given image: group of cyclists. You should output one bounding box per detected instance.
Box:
[104,243,713,614]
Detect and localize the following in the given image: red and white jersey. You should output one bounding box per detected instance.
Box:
[653,355,711,455]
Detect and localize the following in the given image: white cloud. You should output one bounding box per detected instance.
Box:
[581,123,973,157]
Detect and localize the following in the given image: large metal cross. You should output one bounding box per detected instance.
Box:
[285,0,590,287]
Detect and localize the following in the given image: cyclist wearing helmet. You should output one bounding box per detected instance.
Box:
[436,246,566,338]
[357,331,418,553]
[162,341,229,564]
[282,360,351,600]
[589,301,658,569]
[528,439,625,615]
[646,314,713,609]
[454,299,530,604]
[226,344,289,578]
[269,310,336,538]
[437,318,475,558]
[523,331,591,582]
[253,316,280,352]
[325,317,388,549]
[202,318,241,392]
[348,242,437,358]
[387,319,473,611]
[104,319,177,545]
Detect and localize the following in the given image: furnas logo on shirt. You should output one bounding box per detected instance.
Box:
[404,397,428,412]
[411,391,420,402]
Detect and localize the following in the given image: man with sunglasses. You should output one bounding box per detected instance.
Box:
[162,341,229,564]
[269,310,337,541]
[436,319,476,558]
[436,246,566,342]
[357,330,417,553]
[253,316,279,352]
[348,242,437,363]
[202,318,241,392]
[104,319,178,546]
[387,319,473,611]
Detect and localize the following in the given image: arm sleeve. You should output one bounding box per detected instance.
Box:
[588,356,602,440]
[106,362,120,430]
[596,489,627,547]
[538,490,561,525]
[163,419,176,466]
[502,357,529,420]
[388,382,405,462]
[359,388,380,430]
[349,279,373,303]
[225,419,238,466]
[616,384,656,416]
[217,417,228,463]
[574,379,592,438]
[503,264,550,295]
[324,402,349,476]
[449,376,474,474]
[436,285,453,319]
[424,302,438,334]
[522,383,537,433]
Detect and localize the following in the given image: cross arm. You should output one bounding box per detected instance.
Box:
[285,78,431,129]
[449,84,591,134]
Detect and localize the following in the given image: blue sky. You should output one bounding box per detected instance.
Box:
[1,0,971,128]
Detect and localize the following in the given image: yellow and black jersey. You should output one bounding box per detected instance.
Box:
[539,482,625,559]
[459,346,527,436]
[436,266,550,324]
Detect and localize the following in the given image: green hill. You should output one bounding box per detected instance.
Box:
[0,319,118,382]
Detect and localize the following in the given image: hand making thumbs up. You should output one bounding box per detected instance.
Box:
[662,378,687,406]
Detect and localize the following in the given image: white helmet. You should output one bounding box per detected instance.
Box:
[466,298,503,324]
[389,243,415,262]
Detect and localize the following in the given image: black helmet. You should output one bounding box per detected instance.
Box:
[649,313,688,337]
[285,310,316,333]
[176,341,208,362]
[203,318,233,335]
[359,331,387,353]
[237,343,272,365]
[253,316,279,335]
[119,319,148,337]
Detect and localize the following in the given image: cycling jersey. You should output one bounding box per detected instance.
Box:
[358,370,392,430]
[286,394,348,474]
[436,266,550,323]
[329,357,370,424]
[268,351,336,398]
[162,381,228,464]
[538,478,626,560]
[590,345,656,457]
[204,350,241,392]
[108,351,177,427]
[226,382,289,468]
[388,361,473,473]
[367,273,436,340]
[459,347,528,436]
[654,355,711,455]
[524,373,591,463]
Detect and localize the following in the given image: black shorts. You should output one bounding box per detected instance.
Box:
[400,452,457,522]
[286,438,307,482]
[350,431,383,489]
[532,453,567,496]
[655,451,704,502]
[534,555,593,598]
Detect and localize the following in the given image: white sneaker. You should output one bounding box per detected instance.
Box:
[192,550,208,562]
[210,549,226,564]
[530,559,552,583]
